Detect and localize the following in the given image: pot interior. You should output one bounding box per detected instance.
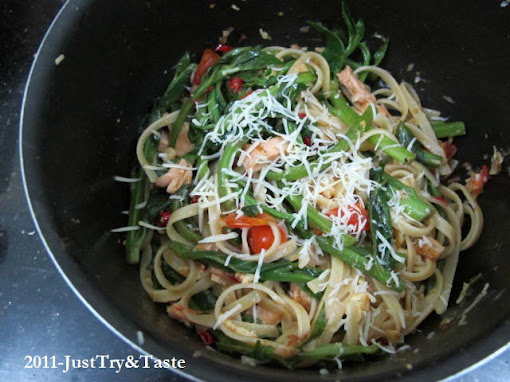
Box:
[22,0,510,380]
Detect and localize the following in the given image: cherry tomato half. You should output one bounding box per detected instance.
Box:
[248,225,287,254]
[325,203,369,232]
[228,77,244,93]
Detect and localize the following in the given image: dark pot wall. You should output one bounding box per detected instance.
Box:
[21,0,510,381]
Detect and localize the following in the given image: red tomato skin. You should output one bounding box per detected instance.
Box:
[193,49,220,85]
[223,213,274,229]
[470,165,489,196]
[435,196,447,205]
[197,330,214,345]
[214,44,234,53]
[480,165,489,183]
[248,226,287,253]
[440,141,457,160]
[229,77,244,93]
[157,211,172,227]
[325,203,369,232]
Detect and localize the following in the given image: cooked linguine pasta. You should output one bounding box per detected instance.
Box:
[119,5,486,367]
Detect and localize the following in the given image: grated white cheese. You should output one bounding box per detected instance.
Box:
[110,226,140,233]
[55,54,65,65]
[138,221,165,231]
[490,146,504,175]
[213,303,242,329]
[198,232,239,244]
[442,95,455,104]
[259,28,272,40]
[406,137,417,151]
[297,237,313,268]
[365,257,374,271]
[371,340,396,354]
[460,283,489,317]
[397,345,411,353]
[373,290,400,296]
[113,176,142,183]
[253,249,266,283]
[224,254,234,266]
[135,201,147,210]
[199,192,240,210]
[376,230,404,264]
[162,162,197,170]
[241,356,257,366]
[137,331,145,346]
[185,72,386,288]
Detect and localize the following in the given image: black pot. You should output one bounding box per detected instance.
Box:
[21,0,510,380]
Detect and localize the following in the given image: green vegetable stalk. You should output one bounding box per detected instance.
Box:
[316,237,404,292]
[396,122,443,167]
[430,120,466,138]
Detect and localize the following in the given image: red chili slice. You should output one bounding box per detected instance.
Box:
[157,211,171,227]
[214,44,234,53]
[435,196,447,205]
[480,165,489,183]
[197,330,215,346]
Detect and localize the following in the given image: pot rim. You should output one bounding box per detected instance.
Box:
[18,1,510,381]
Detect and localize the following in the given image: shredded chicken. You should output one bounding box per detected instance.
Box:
[337,66,390,117]
[235,272,255,284]
[158,129,169,152]
[256,304,283,325]
[175,122,195,157]
[167,303,192,326]
[490,146,504,175]
[210,268,237,286]
[290,44,306,51]
[338,66,375,113]
[242,137,289,172]
[219,27,234,44]
[274,346,299,358]
[286,334,309,347]
[155,158,192,194]
[289,283,312,312]
[414,236,445,261]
